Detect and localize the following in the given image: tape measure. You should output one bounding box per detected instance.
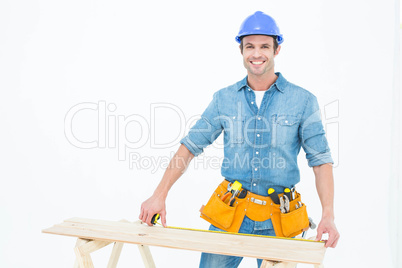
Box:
[150,213,322,243]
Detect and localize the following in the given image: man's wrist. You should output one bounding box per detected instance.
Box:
[153,188,168,200]
[321,210,335,221]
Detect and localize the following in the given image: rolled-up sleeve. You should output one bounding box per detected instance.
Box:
[299,94,333,167]
[180,91,223,157]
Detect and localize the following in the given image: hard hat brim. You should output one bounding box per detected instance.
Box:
[235,34,284,45]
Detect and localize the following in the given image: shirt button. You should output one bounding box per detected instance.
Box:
[255,168,258,171]
[256,151,259,154]
[248,88,251,91]
[251,101,254,104]
[233,116,236,119]
[285,120,288,123]
[257,134,260,137]
[253,183,257,186]
[258,117,261,120]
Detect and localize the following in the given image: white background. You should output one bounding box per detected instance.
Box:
[0,0,399,267]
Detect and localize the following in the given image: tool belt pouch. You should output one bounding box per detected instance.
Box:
[200,183,246,233]
[270,192,310,238]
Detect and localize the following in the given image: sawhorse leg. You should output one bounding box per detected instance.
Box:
[73,238,91,268]
[72,238,155,268]
[73,238,124,268]
[261,260,297,267]
[107,242,124,268]
[261,260,324,267]
[138,245,156,268]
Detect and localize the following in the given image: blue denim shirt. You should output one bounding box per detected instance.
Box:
[180,73,333,197]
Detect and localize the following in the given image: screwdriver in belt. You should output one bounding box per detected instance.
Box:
[284,188,292,201]
[268,188,280,204]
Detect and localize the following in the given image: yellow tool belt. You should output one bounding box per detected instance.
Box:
[200,180,309,237]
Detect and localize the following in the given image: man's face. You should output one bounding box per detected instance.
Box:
[241,35,280,77]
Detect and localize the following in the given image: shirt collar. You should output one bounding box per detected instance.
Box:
[237,72,287,93]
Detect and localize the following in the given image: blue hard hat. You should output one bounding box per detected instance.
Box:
[235,11,283,45]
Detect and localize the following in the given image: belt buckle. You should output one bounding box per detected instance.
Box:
[250,197,266,206]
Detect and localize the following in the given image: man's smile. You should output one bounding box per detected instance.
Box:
[250,60,266,65]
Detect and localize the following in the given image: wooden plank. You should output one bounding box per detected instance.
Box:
[138,245,156,268]
[44,220,324,265]
[278,262,297,267]
[107,242,124,268]
[66,217,132,228]
[43,218,326,265]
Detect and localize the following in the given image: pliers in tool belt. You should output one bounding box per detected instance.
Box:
[280,195,290,213]
[221,181,242,207]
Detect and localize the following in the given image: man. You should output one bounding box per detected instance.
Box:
[139,11,339,267]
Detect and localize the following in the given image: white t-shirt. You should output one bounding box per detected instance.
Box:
[252,89,267,108]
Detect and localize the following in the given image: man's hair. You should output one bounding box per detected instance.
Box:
[240,35,279,53]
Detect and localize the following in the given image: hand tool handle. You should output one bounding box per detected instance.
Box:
[284,188,291,201]
[229,197,236,206]
[268,188,280,204]
[238,189,247,199]
[221,192,231,203]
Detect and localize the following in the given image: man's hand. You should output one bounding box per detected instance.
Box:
[313,163,339,248]
[315,216,340,248]
[138,145,194,228]
[139,194,167,227]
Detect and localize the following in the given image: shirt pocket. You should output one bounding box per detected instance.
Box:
[272,115,301,146]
